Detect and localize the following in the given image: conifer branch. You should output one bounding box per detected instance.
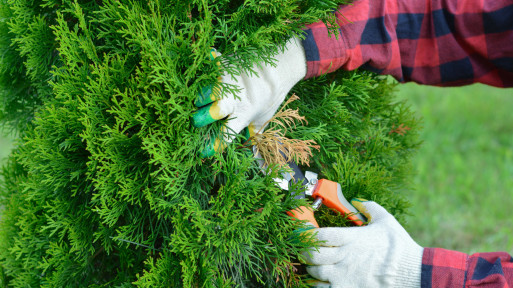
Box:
[0,1,420,286]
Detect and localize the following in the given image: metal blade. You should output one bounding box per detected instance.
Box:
[252,146,305,198]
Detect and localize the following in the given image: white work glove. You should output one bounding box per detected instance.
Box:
[304,199,424,288]
[192,37,306,157]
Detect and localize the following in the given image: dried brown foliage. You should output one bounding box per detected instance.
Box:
[389,123,411,136]
[248,94,319,168]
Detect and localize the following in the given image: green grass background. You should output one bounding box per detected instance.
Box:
[0,83,512,255]
[396,83,513,254]
[0,134,12,165]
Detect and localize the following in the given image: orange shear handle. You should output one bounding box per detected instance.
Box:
[312,179,366,226]
[287,206,319,228]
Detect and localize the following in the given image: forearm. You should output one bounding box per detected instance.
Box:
[422,248,513,287]
[302,0,513,87]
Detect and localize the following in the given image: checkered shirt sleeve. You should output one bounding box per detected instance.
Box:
[302,0,513,87]
[421,248,513,287]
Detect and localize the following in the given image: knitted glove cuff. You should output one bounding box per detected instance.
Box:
[394,245,424,287]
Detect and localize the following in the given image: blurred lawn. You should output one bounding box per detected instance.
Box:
[0,133,13,164]
[396,83,513,254]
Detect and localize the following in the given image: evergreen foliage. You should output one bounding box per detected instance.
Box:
[0,0,420,287]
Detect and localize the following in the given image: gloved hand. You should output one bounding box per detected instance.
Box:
[192,37,307,157]
[303,199,424,288]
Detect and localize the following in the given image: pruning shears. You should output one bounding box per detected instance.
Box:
[253,147,367,227]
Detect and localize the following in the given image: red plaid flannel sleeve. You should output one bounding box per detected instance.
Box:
[302,0,513,87]
[422,248,513,287]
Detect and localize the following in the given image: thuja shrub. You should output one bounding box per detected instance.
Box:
[0,0,420,287]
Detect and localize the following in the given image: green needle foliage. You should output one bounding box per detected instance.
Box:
[0,0,420,287]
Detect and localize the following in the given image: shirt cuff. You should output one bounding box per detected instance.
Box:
[300,24,348,79]
[421,248,469,288]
